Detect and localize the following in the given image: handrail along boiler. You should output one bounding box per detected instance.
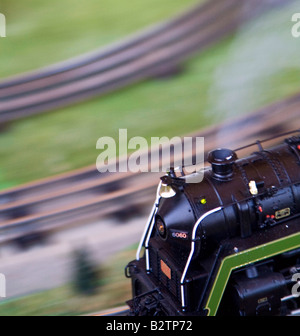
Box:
[125,131,300,316]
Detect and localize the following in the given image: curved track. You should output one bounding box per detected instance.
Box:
[0,0,284,123]
[0,0,231,93]
[0,91,299,244]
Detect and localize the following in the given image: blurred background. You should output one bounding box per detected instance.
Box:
[0,0,299,315]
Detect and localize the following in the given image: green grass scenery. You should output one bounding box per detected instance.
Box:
[0,0,198,78]
[0,1,299,316]
[0,1,299,191]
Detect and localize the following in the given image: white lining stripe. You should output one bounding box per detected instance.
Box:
[136,181,162,261]
[180,207,222,309]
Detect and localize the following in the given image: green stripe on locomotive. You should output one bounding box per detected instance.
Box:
[205,232,300,316]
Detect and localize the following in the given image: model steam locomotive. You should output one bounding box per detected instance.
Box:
[125,132,300,316]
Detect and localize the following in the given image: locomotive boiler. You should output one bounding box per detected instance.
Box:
[125,132,300,316]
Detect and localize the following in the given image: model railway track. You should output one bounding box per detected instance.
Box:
[0,92,299,245]
[2,89,300,208]
[0,0,234,93]
[0,0,285,123]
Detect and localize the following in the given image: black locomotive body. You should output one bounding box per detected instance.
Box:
[125,134,300,316]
